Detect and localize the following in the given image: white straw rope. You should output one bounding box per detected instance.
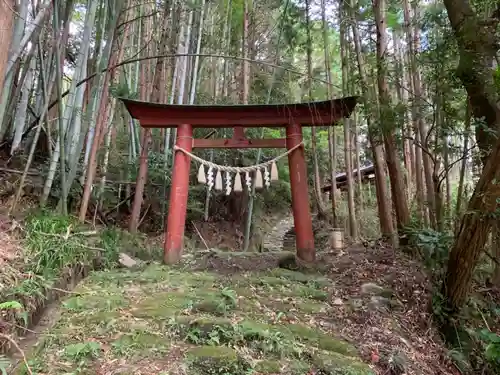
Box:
[173,141,304,173]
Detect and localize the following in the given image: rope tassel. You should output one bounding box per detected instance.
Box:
[234,172,243,192]
[215,170,223,191]
[225,171,232,195]
[271,161,279,181]
[207,166,214,191]
[170,142,304,194]
[197,164,206,184]
[264,167,271,188]
[245,171,252,192]
[255,169,263,189]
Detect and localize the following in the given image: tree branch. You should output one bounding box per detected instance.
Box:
[404,136,436,163]
[0,333,32,375]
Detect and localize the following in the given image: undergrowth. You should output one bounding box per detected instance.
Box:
[24,211,119,275]
[0,209,156,371]
[406,222,500,374]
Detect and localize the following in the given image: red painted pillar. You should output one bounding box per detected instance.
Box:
[164,124,193,264]
[286,123,315,262]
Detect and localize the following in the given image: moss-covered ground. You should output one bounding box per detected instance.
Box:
[22,264,373,375]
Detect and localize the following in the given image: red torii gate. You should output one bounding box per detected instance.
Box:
[121,96,358,264]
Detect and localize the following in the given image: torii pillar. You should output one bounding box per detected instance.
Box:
[121,96,358,264]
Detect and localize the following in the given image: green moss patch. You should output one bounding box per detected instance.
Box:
[110,329,170,358]
[284,324,357,356]
[185,346,251,375]
[312,352,373,374]
[21,265,371,375]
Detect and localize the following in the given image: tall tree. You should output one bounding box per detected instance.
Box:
[0,0,14,94]
[340,0,357,238]
[350,0,393,237]
[373,0,410,238]
[441,0,500,313]
[129,0,173,232]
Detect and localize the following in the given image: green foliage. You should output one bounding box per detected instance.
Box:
[170,317,303,358]
[0,300,28,326]
[406,227,452,274]
[24,210,120,276]
[185,346,252,375]
[63,341,102,361]
[477,329,500,370]
[192,287,239,316]
[0,300,23,310]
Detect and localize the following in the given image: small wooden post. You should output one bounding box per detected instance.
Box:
[164,123,193,264]
[330,228,345,250]
[286,122,315,262]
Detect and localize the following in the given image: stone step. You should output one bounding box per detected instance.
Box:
[263,215,294,251]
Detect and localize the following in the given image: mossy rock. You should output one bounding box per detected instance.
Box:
[255,359,282,373]
[192,299,229,316]
[268,268,330,287]
[110,329,170,357]
[175,317,236,344]
[295,301,325,313]
[132,292,193,318]
[289,360,314,374]
[176,316,233,330]
[192,292,237,316]
[256,276,290,286]
[265,300,324,315]
[297,286,329,301]
[284,324,357,356]
[185,346,251,375]
[62,290,128,312]
[63,309,122,326]
[312,352,374,375]
[90,266,217,287]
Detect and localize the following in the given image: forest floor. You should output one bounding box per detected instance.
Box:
[1,221,461,375]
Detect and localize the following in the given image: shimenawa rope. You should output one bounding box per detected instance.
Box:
[172,141,303,173]
[172,141,304,195]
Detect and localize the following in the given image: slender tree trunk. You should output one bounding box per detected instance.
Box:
[374,0,410,239]
[393,29,412,197]
[0,1,28,140]
[493,221,500,286]
[403,0,436,227]
[129,0,172,232]
[306,0,327,217]
[455,97,471,226]
[350,0,393,237]
[53,0,68,215]
[444,119,452,229]
[322,0,338,225]
[0,0,14,95]
[340,0,357,238]
[79,0,123,222]
[353,113,363,213]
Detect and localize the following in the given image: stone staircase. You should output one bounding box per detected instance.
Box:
[263,214,325,252]
[262,215,295,251]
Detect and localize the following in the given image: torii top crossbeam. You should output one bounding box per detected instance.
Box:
[121,95,358,265]
[121,96,358,128]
